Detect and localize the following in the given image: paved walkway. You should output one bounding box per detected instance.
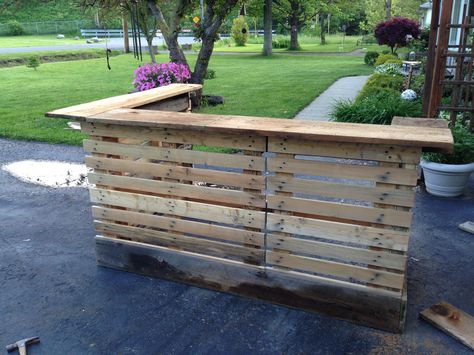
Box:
[295,75,370,121]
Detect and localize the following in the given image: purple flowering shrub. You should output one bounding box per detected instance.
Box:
[374,17,420,53]
[133,62,191,91]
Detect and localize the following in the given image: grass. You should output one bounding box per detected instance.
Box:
[0,34,81,47]
[213,34,384,53]
[0,53,371,145]
[0,49,121,67]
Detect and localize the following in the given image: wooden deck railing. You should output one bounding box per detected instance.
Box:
[47,84,453,333]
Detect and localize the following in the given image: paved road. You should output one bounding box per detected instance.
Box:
[0,36,365,56]
[0,36,195,54]
[1,137,473,354]
[295,75,370,121]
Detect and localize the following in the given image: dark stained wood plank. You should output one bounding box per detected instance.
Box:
[95,235,406,333]
[420,302,474,350]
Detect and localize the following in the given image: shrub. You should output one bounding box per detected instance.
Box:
[410,74,425,96]
[384,58,403,65]
[7,20,25,36]
[423,120,474,164]
[374,63,403,75]
[332,91,422,125]
[374,53,398,66]
[205,68,216,80]
[375,17,420,53]
[272,36,291,49]
[133,62,191,91]
[26,56,40,70]
[360,73,405,96]
[364,51,379,66]
[231,16,249,46]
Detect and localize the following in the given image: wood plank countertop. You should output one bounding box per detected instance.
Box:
[45,83,202,120]
[86,108,454,152]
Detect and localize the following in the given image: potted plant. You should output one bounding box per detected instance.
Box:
[421,119,474,197]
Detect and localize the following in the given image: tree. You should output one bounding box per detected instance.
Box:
[147,0,240,86]
[263,0,272,55]
[122,1,159,63]
[365,0,422,30]
[374,17,420,53]
[273,0,321,50]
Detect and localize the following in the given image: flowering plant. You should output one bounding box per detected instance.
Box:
[133,62,191,91]
[400,89,417,101]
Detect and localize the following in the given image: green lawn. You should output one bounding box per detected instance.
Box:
[0,34,84,47]
[213,34,383,53]
[0,53,371,145]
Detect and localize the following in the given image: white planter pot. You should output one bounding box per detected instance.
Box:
[421,160,474,197]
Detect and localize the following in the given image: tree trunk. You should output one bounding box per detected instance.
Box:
[385,0,392,20]
[192,36,215,85]
[263,0,272,56]
[146,35,156,63]
[320,15,326,45]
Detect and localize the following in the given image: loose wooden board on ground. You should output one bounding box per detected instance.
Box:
[420,301,474,350]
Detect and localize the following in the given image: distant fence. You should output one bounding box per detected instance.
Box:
[0,20,96,36]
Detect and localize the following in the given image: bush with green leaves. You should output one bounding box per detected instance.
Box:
[231,16,249,46]
[423,120,474,164]
[364,51,379,66]
[7,20,25,36]
[374,53,398,66]
[26,56,40,70]
[205,68,216,80]
[384,58,403,65]
[374,63,403,75]
[358,73,404,98]
[410,74,425,96]
[272,36,291,49]
[331,91,422,125]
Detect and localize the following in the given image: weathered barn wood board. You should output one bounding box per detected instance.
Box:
[90,188,266,229]
[420,302,474,350]
[83,139,265,171]
[95,236,406,333]
[85,108,453,151]
[85,156,265,190]
[267,157,418,186]
[46,84,202,120]
[81,122,266,151]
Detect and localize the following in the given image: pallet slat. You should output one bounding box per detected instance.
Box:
[84,139,265,171]
[90,188,266,229]
[267,234,406,270]
[266,213,409,251]
[267,195,413,228]
[88,173,265,208]
[267,157,418,186]
[268,176,414,207]
[268,138,422,164]
[92,206,264,247]
[95,221,263,264]
[267,251,404,290]
[82,122,266,151]
[85,156,265,190]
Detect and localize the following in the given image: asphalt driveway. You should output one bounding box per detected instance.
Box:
[1,138,473,354]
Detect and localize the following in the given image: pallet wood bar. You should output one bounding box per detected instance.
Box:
[47,84,453,333]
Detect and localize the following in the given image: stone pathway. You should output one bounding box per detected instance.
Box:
[295,75,370,121]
